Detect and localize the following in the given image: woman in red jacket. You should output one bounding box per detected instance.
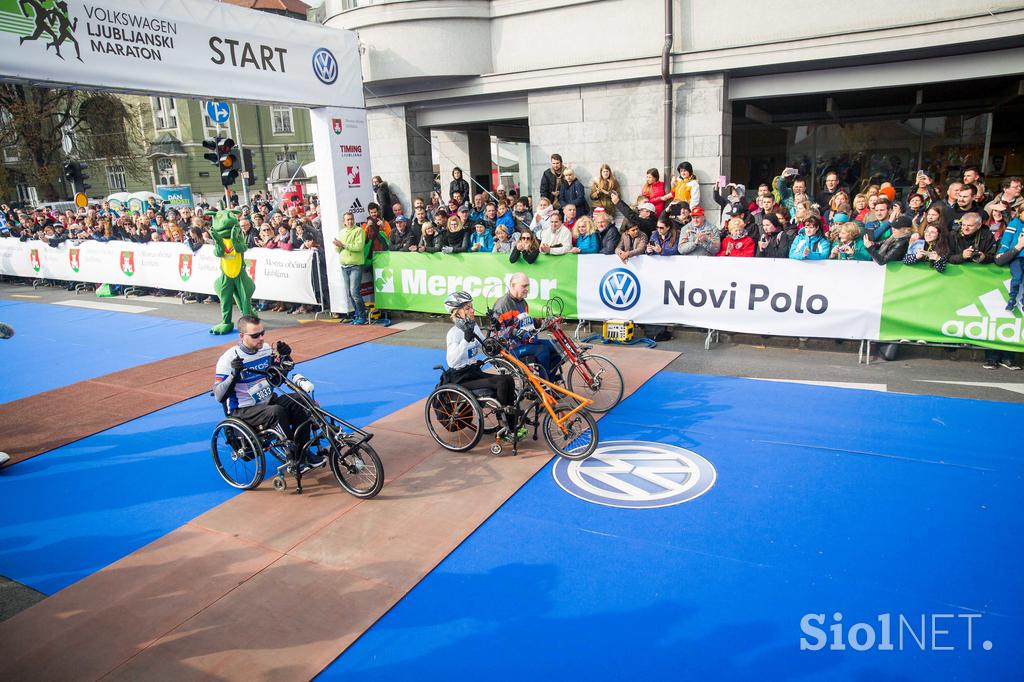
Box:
[642,168,666,218]
[717,217,756,257]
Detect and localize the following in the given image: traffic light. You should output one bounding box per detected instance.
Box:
[202,136,239,187]
[63,160,91,194]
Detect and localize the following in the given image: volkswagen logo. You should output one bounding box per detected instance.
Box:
[599,268,641,311]
[312,48,338,85]
[553,440,717,509]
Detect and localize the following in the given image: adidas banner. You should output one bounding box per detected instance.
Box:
[310,106,374,314]
[370,252,1024,352]
[0,0,363,108]
[0,239,318,304]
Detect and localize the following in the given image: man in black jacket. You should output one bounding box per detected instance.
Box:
[538,154,563,209]
[372,176,395,221]
[593,209,620,255]
[948,185,987,230]
[948,212,996,264]
[610,191,657,237]
[864,215,913,264]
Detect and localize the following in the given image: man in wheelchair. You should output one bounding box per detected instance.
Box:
[491,272,563,380]
[213,315,307,465]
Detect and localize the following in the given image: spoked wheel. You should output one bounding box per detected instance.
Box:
[542,406,599,461]
[330,433,384,499]
[487,357,546,398]
[566,353,625,413]
[424,384,484,452]
[211,417,265,489]
[478,395,503,434]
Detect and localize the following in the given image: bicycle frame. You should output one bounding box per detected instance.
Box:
[497,347,592,434]
[544,316,596,385]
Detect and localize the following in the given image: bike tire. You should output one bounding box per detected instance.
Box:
[331,437,384,499]
[566,353,624,413]
[541,407,598,461]
[424,384,484,452]
[211,417,266,489]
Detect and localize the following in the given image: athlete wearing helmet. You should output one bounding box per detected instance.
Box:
[443,291,518,436]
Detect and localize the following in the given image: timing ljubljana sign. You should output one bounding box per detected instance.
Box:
[0,0,364,109]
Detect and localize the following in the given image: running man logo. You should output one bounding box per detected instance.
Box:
[179,253,192,282]
[942,280,1023,343]
[9,0,83,62]
[245,258,256,282]
[120,250,134,277]
[29,248,40,273]
[69,247,80,273]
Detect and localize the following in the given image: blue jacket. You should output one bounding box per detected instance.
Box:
[558,179,589,215]
[648,228,679,256]
[495,212,515,232]
[997,218,1024,259]
[789,232,830,260]
[468,230,493,253]
[863,219,891,241]
[576,232,599,254]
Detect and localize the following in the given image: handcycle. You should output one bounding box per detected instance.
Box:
[425,328,599,460]
[211,360,384,497]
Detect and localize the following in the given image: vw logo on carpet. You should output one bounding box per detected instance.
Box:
[553,440,716,509]
[599,268,641,311]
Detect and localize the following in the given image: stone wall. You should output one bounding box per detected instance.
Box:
[366,105,434,212]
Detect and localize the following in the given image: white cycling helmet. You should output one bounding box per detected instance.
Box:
[444,290,474,313]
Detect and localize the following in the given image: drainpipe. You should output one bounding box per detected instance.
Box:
[661,0,674,182]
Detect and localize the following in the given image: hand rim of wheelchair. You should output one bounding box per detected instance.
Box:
[424,383,485,452]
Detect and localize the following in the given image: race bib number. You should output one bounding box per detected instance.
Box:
[248,379,273,404]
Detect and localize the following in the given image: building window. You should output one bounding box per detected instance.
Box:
[106,164,127,191]
[151,97,178,130]
[156,157,176,185]
[16,183,39,205]
[276,151,298,163]
[271,106,294,135]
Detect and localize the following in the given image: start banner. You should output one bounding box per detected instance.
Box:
[0,239,317,304]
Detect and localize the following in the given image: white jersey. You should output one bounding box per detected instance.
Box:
[214,342,275,412]
[446,323,484,370]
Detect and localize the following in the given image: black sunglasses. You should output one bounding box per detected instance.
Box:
[245,330,266,338]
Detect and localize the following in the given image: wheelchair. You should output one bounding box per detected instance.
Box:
[423,365,506,453]
[211,360,384,497]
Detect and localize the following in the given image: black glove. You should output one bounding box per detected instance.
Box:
[463,326,476,343]
[230,355,244,377]
[275,340,292,358]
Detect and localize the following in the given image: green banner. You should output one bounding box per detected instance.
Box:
[880,263,1023,351]
[373,252,579,317]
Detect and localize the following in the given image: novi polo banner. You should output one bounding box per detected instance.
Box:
[0,239,317,304]
[0,0,363,108]
[578,255,884,339]
[310,106,374,314]
[879,263,1023,352]
[373,252,579,317]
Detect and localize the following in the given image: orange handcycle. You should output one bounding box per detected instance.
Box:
[424,328,599,459]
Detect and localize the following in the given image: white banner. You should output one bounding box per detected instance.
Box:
[0,0,363,108]
[0,239,318,304]
[310,107,374,313]
[577,255,885,340]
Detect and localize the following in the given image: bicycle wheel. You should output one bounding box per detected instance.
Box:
[542,406,598,461]
[424,384,484,452]
[566,353,625,413]
[478,395,503,434]
[330,435,384,499]
[211,417,265,489]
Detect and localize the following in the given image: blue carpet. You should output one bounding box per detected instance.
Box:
[319,373,1023,681]
[0,343,442,595]
[0,300,229,403]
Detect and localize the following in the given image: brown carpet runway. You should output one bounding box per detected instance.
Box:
[0,345,680,681]
[0,323,397,466]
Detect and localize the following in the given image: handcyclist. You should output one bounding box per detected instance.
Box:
[491,272,562,380]
[213,315,308,465]
[443,291,523,439]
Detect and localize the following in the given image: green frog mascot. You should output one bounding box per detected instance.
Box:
[208,209,255,334]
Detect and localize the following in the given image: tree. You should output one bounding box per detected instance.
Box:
[0,84,146,201]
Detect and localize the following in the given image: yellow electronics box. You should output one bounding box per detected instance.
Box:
[602,319,635,342]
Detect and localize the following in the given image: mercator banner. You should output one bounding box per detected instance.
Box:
[0,0,363,108]
[0,238,317,303]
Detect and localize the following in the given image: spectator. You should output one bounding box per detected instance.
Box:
[948,212,996,264]
[990,176,1023,214]
[418,221,441,253]
[912,204,948,240]
[678,207,720,256]
[789,215,830,260]
[495,201,515,232]
[440,215,470,253]
[984,202,1009,241]
[903,223,950,272]
[469,222,494,253]
[949,184,986,230]
[512,198,533,234]
[615,222,648,264]
[611,190,658,237]
[667,201,691,231]
[815,170,844,210]
[362,203,391,264]
[389,215,420,251]
[665,161,700,209]
[562,203,579,233]
[469,193,487,224]
[332,211,367,324]
[428,190,443,212]
[642,168,667,217]
[274,223,294,251]
[539,212,573,255]
[456,203,471,228]
[573,216,600,254]
[863,197,893,241]
[997,205,1024,310]
[646,217,680,256]
[590,163,620,217]
[717,217,756,257]
[539,154,564,209]
[772,167,801,211]
[492,225,512,254]
[756,214,794,258]
[529,197,556,237]
[829,222,871,261]
[558,167,589,217]
[712,181,746,225]
[852,193,870,221]
[864,215,913,265]
[372,176,396,221]
[480,203,498,232]
[593,209,620,255]
[911,170,942,205]
[510,230,540,264]
[449,167,470,202]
